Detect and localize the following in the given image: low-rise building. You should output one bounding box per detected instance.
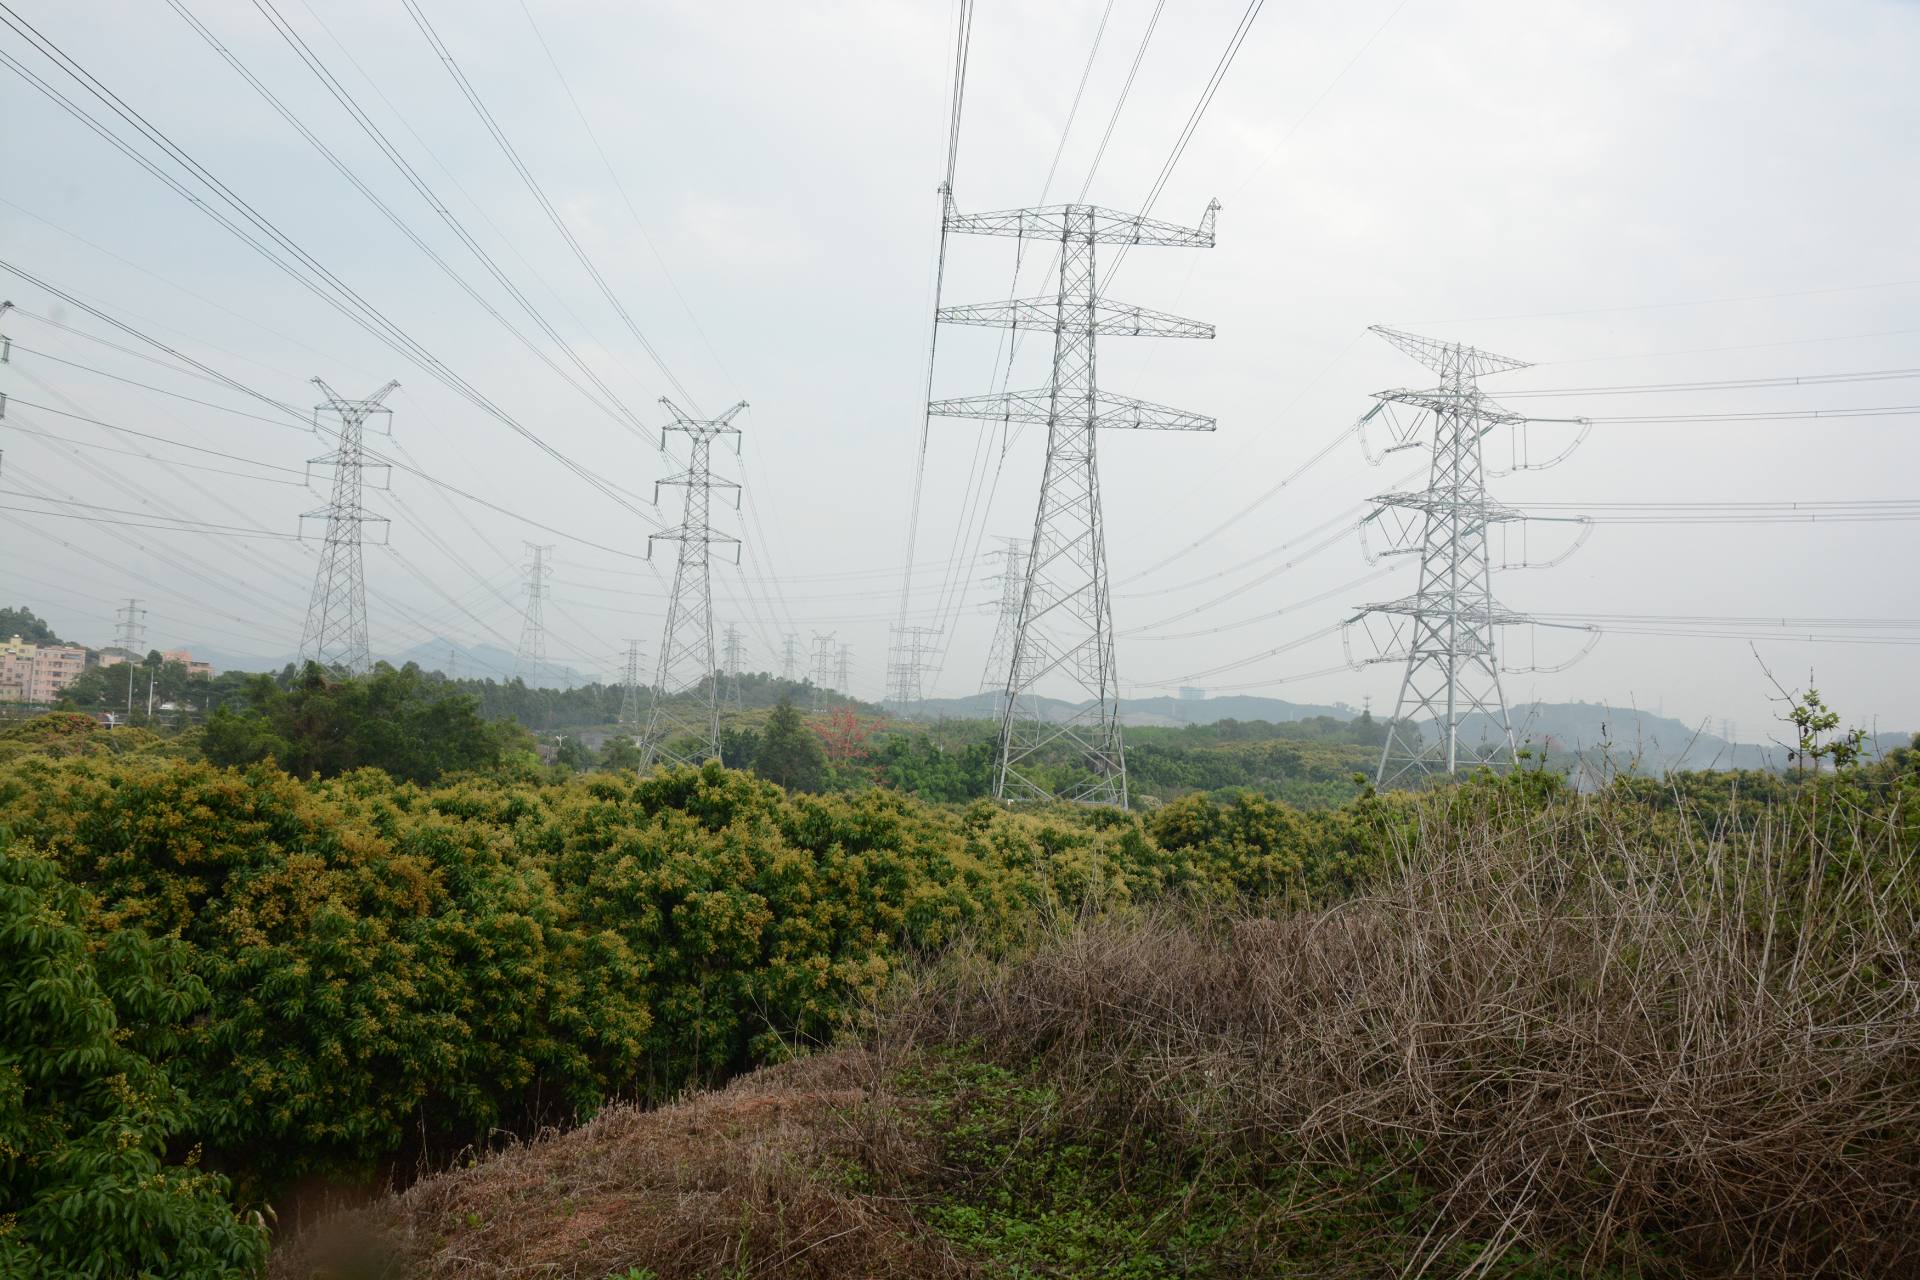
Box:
[98,647,215,679]
[0,635,88,704]
[162,647,215,679]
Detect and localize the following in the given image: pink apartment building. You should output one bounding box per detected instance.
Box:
[0,636,89,704]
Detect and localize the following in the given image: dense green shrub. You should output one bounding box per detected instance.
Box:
[0,836,267,1277]
[200,662,521,783]
[0,752,1209,1200]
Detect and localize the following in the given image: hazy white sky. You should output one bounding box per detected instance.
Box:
[3,0,1917,734]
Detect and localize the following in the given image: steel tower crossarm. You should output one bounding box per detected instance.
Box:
[1372,387,1529,428]
[1368,325,1532,378]
[1369,490,1526,522]
[929,388,1214,432]
[942,200,1219,248]
[937,297,1215,339]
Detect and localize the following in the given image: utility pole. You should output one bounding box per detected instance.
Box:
[114,598,145,718]
[780,632,801,683]
[446,646,460,680]
[887,623,941,714]
[619,638,646,730]
[978,535,1027,709]
[720,623,745,709]
[809,631,836,711]
[931,197,1220,807]
[639,398,746,768]
[514,543,554,685]
[299,378,398,674]
[1345,327,1585,786]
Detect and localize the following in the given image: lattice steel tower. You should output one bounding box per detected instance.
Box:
[835,641,853,695]
[619,639,646,729]
[809,631,836,710]
[721,623,745,709]
[886,623,941,712]
[113,597,147,656]
[514,543,553,683]
[639,399,745,767]
[931,198,1220,807]
[1346,326,1581,785]
[299,379,397,673]
[979,535,1027,704]
[780,633,801,683]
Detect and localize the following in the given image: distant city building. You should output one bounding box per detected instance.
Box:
[98,646,215,678]
[0,635,88,703]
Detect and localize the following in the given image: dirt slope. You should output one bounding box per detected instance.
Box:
[270,1049,968,1280]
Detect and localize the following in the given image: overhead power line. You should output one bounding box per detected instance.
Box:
[0,16,657,522]
[1500,366,1920,398]
[397,0,708,416]
[1587,404,1920,423]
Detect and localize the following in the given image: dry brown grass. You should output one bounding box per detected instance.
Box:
[879,790,1920,1276]
[268,1049,970,1280]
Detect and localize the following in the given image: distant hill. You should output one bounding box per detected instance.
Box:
[386,639,573,685]
[908,691,1912,776]
[910,691,1352,727]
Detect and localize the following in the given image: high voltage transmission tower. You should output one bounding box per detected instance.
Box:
[298,379,397,674]
[835,641,853,696]
[514,543,553,684]
[619,638,646,730]
[979,535,1027,706]
[1345,327,1587,785]
[110,598,147,717]
[809,631,836,710]
[639,398,745,768]
[721,623,745,709]
[113,597,146,655]
[886,623,941,712]
[931,197,1220,807]
[780,633,801,683]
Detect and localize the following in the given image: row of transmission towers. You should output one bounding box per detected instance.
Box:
[284,269,1575,802]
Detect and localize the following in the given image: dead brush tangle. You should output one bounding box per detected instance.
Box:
[881,777,1920,1276]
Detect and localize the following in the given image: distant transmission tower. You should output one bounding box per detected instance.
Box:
[619,639,646,730]
[110,598,147,716]
[639,398,746,767]
[887,623,941,712]
[113,597,147,656]
[809,631,836,710]
[514,543,553,684]
[1346,326,1586,785]
[721,623,745,709]
[931,197,1220,807]
[299,378,398,674]
[979,536,1027,703]
[834,641,853,696]
[780,632,801,683]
